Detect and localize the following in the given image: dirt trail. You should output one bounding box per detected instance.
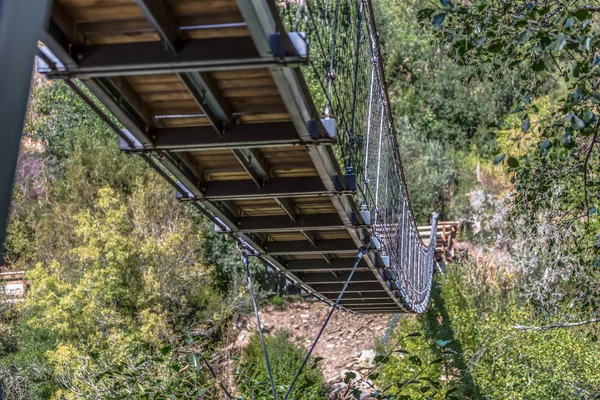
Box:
[234,301,395,381]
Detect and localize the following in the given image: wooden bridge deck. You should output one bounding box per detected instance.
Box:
[36,0,431,313]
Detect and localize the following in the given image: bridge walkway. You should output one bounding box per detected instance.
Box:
[34,0,438,314]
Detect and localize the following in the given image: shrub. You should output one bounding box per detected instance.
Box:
[238,330,327,399]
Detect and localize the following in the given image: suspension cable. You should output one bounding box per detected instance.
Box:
[237,242,277,400]
[283,247,366,399]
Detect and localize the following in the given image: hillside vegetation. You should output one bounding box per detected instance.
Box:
[2,0,600,399]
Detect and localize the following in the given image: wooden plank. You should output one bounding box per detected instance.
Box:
[337,298,398,305]
[222,86,280,97]
[311,282,388,294]
[200,177,331,201]
[212,69,271,80]
[47,37,269,78]
[217,77,275,89]
[168,0,239,16]
[266,239,357,256]
[285,258,369,272]
[144,122,303,151]
[65,4,145,22]
[186,26,249,39]
[298,271,379,284]
[234,213,346,233]
[319,292,393,300]
[89,34,161,44]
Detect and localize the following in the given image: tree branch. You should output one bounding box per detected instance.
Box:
[513,317,600,331]
[580,6,600,13]
[583,116,600,221]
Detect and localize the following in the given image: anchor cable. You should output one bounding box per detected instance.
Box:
[283,247,366,399]
[238,241,278,400]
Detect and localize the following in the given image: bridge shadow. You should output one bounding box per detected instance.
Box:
[420,279,483,399]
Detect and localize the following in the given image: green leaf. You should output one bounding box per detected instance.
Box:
[571,114,585,129]
[517,30,531,44]
[574,8,591,21]
[488,40,504,53]
[406,332,422,337]
[539,139,551,150]
[564,16,574,29]
[374,355,389,364]
[433,13,446,27]
[160,346,172,355]
[553,34,567,51]
[409,355,422,366]
[521,115,530,132]
[507,157,519,168]
[589,206,597,215]
[436,339,452,347]
[493,154,506,165]
[369,373,380,380]
[532,58,545,71]
[344,371,357,383]
[440,0,450,6]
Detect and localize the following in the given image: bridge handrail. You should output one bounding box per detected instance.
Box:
[280,0,437,312]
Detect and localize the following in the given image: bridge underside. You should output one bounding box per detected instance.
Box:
[37,0,409,313]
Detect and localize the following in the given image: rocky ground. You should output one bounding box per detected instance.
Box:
[229,300,398,397]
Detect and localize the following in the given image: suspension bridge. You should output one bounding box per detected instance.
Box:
[1,0,439,315]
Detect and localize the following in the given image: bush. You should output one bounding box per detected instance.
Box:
[238,330,327,399]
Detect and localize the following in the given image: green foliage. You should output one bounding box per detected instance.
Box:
[376,0,517,149]
[370,0,521,220]
[422,0,600,320]
[378,261,600,399]
[237,330,327,399]
[396,127,458,222]
[2,80,251,399]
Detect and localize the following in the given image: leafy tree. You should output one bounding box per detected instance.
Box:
[420,0,600,319]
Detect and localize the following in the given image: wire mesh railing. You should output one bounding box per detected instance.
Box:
[280,0,438,313]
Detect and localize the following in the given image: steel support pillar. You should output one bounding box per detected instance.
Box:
[0,0,52,247]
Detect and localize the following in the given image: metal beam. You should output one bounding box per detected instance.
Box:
[298,271,378,284]
[266,239,358,256]
[347,305,401,310]
[44,1,78,69]
[233,213,346,233]
[319,292,392,300]
[134,0,181,53]
[285,258,370,272]
[0,0,52,246]
[275,198,297,221]
[311,282,389,294]
[124,122,322,152]
[337,298,398,305]
[77,15,245,36]
[40,37,306,78]
[301,230,318,247]
[179,71,233,133]
[232,148,269,186]
[349,308,400,314]
[200,177,331,201]
[82,77,153,147]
